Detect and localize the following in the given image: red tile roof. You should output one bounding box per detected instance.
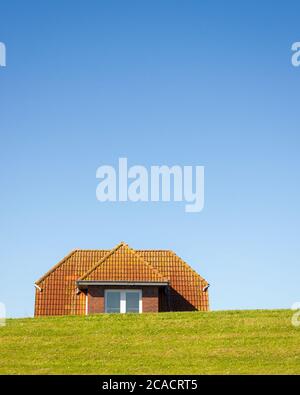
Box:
[34,242,209,316]
[79,243,169,283]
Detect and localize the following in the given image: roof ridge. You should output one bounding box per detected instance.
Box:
[47,248,173,253]
[78,242,125,281]
[137,249,173,252]
[35,250,78,286]
[76,249,110,252]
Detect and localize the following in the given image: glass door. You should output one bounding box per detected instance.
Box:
[105,290,142,313]
[105,291,121,313]
[126,291,140,313]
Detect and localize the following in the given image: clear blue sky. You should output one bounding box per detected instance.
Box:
[1,0,299,317]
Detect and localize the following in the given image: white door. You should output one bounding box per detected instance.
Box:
[105,290,142,313]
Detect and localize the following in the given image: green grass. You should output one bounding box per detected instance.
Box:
[0,310,299,374]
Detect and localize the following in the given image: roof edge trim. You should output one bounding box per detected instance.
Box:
[77,280,169,287]
[35,250,78,285]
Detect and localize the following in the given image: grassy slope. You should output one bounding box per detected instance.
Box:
[0,310,299,374]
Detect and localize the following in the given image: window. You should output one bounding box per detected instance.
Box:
[126,291,140,313]
[106,291,121,313]
[105,290,142,313]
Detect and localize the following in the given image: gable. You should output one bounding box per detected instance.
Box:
[78,243,168,283]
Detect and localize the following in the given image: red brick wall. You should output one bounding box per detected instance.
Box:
[88,286,105,314]
[87,285,159,314]
[141,286,158,312]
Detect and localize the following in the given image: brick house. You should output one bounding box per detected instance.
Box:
[34,242,209,316]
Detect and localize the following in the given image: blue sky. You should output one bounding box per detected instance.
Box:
[0,0,299,317]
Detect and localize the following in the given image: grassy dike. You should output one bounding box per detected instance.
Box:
[0,309,299,374]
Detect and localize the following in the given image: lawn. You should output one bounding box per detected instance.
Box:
[0,309,299,374]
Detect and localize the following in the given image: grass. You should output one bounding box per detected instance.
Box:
[0,309,299,374]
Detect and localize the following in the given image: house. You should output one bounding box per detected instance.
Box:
[34,242,209,316]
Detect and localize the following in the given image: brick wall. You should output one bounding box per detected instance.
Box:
[87,285,159,314]
[141,286,159,312]
[88,286,105,314]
